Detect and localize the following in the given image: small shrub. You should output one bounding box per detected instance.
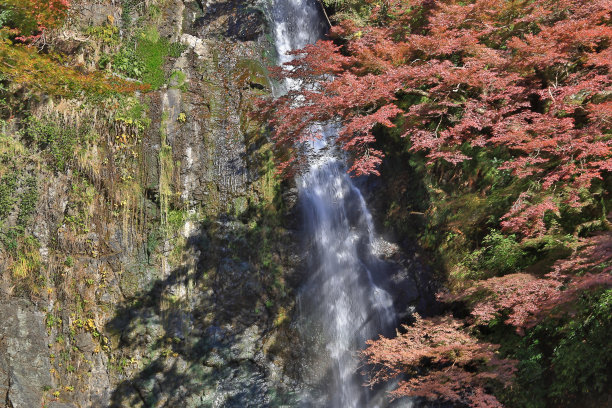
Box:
[0,172,17,220]
[64,256,74,267]
[17,175,37,227]
[479,230,526,275]
[463,230,527,279]
[11,235,41,280]
[86,24,120,45]
[24,116,84,171]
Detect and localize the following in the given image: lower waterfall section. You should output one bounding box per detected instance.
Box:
[296,159,398,407]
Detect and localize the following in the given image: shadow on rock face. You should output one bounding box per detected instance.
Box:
[194,1,267,41]
[105,210,311,408]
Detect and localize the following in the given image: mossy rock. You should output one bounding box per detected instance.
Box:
[234,59,270,90]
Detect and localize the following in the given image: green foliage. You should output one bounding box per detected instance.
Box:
[167,210,186,232]
[120,0,142,26]
[86,24,119,45]
[64,176,96,234]
[134,28,170,89]
[10,234,42,290]
[0,172,17,220]
[0,171,37,229]
[0,39,148,98]
[549,290,612,398]
[46,313,57,328]
[170,70,187,91]
[24,116,93,172]
[321,0,372,25]
[0,0,69,40]
[114,96,150,131]
[64,256,74,267]
[111,27,185,89]
[112,47,146,79]
[146,227,161,263]
[168,41,187,59]
[466,230,527,278]
[17,175,37,227]
[0,226,17,252]
[502,289,612,407]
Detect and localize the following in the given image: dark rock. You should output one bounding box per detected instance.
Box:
[227,8,266,41]
[0,300,52,408]
[194,1,266,41]
[75,333,97,353]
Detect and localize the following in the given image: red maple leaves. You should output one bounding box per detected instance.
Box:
[362,314,516,407]
[440,228,612,333]
[363,229,612,406]
[1,0,71,43]
[259,0,612,237]
[258,2,612,403]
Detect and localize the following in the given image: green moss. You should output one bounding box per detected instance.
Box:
[168,42,187,59]
[24,116,93,172]
[17,175,37,227]
[234,59,271,90]
[0,172,17,220]
[134,27,186,89]
[112,27,186,89]
[169,70,187,91]
[135,36,166,88]
[167,209,186,232]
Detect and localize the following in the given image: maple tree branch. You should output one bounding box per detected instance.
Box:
[315,0,332,27]
[405,89,431,97]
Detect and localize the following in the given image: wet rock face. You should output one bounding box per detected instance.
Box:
[227,8,267,41]
[357,176,442,320]
[194,0,267,41]
[0,0,306,406]
[1,0,302,405]
[0,300,52,408]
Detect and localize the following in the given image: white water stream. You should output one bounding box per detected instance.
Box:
[270,1,398,407]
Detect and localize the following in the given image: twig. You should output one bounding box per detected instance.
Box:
[316,0,332,27]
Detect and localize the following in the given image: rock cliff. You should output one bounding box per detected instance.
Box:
[0,1,306,406]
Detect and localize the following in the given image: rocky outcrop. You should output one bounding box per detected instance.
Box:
[0,0,307,407]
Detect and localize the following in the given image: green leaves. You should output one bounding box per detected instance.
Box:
[549,289,612,397]
[24,115,79,171]
[506,289,612,406]
[109,27,186,89]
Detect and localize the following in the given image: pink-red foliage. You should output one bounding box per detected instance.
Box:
[441,230,612,333]
[258,0,612,237]
[1,0,71,43]
[362,314,516,407]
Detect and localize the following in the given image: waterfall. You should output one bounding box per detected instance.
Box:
[270,1,398,406]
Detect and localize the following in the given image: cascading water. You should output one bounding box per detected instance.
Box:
[271,0,398,406]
